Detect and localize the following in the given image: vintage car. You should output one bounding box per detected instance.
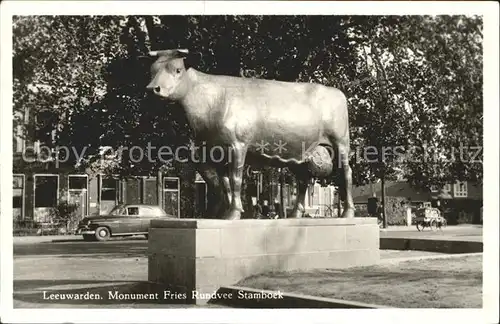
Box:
[76,204,175,241]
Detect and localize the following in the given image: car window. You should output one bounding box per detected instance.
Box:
[128,207,140,216]
[109,206,126,216]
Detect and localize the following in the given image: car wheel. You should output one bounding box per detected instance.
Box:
[83,234,95,242]
[95,227,111,241]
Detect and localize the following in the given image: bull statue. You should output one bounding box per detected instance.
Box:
[146,49,355,220]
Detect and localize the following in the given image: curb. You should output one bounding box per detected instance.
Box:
[380,237,483,253]
[380,225,482,232]
[211,286,390,308]
[379,252,482,264]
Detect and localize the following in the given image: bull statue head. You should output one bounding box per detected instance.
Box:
[146,49,190,100]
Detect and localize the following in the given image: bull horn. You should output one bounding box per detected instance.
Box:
[148,49,189,58]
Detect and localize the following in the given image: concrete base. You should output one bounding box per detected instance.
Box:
[148,217,379,304]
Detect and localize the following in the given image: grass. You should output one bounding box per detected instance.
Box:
[237,255,482,308]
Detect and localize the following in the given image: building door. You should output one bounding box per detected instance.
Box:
[68,175,88,220]
[163,177,180,218]
[100,177,119,214]
[34,174,59,223]
[125,178,141,205]
[143,178,157,205]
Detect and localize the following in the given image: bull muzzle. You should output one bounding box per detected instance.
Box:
[146,83,161,95]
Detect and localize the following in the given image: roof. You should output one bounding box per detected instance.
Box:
[353,181,432,204]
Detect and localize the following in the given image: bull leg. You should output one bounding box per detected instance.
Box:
[338,144,355,218]
[216,167,232,206]
[196,163,226,218]
[224,143,247,220]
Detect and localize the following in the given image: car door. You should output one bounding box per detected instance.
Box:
[104,206,128,234]
[125,206,142,233]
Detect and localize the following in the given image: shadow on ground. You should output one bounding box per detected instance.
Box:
[14,240,148,259]
[50,236,147,243]
[237,255,482,308]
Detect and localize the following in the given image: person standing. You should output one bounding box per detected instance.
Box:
[274,198,282,219]
[262,200,270,218]
[254,200,263,219]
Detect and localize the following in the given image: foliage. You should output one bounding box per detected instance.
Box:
[48,199,80,233]
[13,15,483,217]
[384,197,409,225]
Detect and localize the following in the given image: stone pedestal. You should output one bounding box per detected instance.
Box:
[148,217,379,304]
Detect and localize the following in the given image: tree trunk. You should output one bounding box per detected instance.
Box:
[381,175,387,228]
[337,188,342,217]
[157,170,163,208]
[279,168,286,218]
[143,16,157,49]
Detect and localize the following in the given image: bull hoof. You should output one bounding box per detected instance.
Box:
[224,209,242,220]
[341,208,355,218]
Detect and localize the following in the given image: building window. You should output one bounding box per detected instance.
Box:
[430,185,439,193]
[13,124,25,153]
[13,110,25,153]
[454,181,468,198]
[34,175,59,208]
[313,184,321,206]
[101,177,118,201]
[13,174,25,220]
[307,183,321,207]
[163,177,180,218]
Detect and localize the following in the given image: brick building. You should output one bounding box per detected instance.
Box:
[12,109,207,224]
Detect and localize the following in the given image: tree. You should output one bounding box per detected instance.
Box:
[13,15,483,219]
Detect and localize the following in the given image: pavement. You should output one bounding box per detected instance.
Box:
[13,224,483,245]
[13,234,147,245]
[11,224,482,308]
[380,224,483,242]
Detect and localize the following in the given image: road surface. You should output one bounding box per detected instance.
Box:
[13,226,482,308]
[13,236,224,308]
